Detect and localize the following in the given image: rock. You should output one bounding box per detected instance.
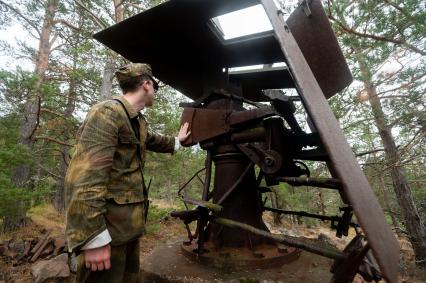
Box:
[40,243,54,257]
[31,253,70,283]
[3,246,17,259]
[69,253,78,273]
[317,233,335,248]
[53,238,66,256]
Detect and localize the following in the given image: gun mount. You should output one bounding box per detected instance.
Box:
[94,0,399,282]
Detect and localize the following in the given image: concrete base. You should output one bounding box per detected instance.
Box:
[141,241,334,283]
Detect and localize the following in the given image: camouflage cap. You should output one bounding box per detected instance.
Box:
[115,63,158,90]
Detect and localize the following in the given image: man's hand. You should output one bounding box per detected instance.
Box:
[178,122,191,143]
[84,244,111,271]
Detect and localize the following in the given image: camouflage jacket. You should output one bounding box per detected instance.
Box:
[65,96,175,252]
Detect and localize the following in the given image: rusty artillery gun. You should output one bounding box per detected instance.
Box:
[94,0,399,282]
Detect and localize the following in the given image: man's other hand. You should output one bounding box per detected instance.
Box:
[178,122,191,143]
[84,244,111,271]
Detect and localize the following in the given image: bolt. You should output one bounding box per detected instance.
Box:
[277,245,288,253]
[265,157,275,166]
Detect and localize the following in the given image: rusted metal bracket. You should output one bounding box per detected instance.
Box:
[264,90,304,134]
[333,206,353,238]
[237,144,282,174]
[331,236,382,283]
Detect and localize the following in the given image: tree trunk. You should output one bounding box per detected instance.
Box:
[54,74,76,212]
[99,55,116,101]
[113,0,124,23]
[6,0,58,231]
[360,61,426,268]
[378,175,399,230]
[98,0,125,101]
[270,187,282,225]
[54,146,68,212]
[318,191,326,216]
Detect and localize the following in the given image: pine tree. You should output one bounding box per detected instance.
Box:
[327,0,426,268]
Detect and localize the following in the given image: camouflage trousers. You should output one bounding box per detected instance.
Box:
[75,239,140,283]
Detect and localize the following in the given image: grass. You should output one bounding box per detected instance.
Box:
[27,203,65,236]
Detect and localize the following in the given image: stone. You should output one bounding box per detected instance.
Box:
[69,253,78,273]
[31,253,70,283]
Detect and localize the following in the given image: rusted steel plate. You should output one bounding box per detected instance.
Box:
[261,1,399,282]
[181,107,276,146]
[229,107,276,125]
[286,0,353,98]
[180,108,229,146]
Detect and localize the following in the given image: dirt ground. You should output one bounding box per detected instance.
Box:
[0,203,425,283]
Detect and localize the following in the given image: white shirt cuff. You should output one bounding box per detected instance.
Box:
[174,137,180,151]
[81,229,112,250]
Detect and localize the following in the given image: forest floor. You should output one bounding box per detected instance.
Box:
[0,200,425,283]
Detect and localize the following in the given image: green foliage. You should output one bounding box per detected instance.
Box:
[143,86,206,205]
[326,0,426,245]
[0,69,39,112]
[0,115,53,219]
[145,203,174,234]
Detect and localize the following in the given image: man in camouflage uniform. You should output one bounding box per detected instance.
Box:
[65,63,190,283]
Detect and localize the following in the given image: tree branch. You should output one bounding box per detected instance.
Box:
[34,136,74,147]
[37,164,64,180]
[53,19,81,31]
[74,0,108,29]
[48,43,66,55]
[48,32,59,51]
[125,2,147,10]
[115,0,125,8]
[356,148,385,157]
[377,72,426,95]
[382,0,417,23]
[40,108,65,117]
[0,0,41,37]
[328,14,426,56]
[397,129,423,157]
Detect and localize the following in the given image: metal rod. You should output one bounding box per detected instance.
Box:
[202,151,212,201]
[217,162,254,205]
[277,177,342,189]
[183,198,223,213]
[263,206,341,222]
[256,171,265,210]
[196,174,205,186]
[263,207,359,229]
[178,167,206,197]
[211,217,347,259]
[211,216,346,260]
[197,150,213,254]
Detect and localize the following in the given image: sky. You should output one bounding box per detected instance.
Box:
[0,24,37,71]
[215,4,273,40]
